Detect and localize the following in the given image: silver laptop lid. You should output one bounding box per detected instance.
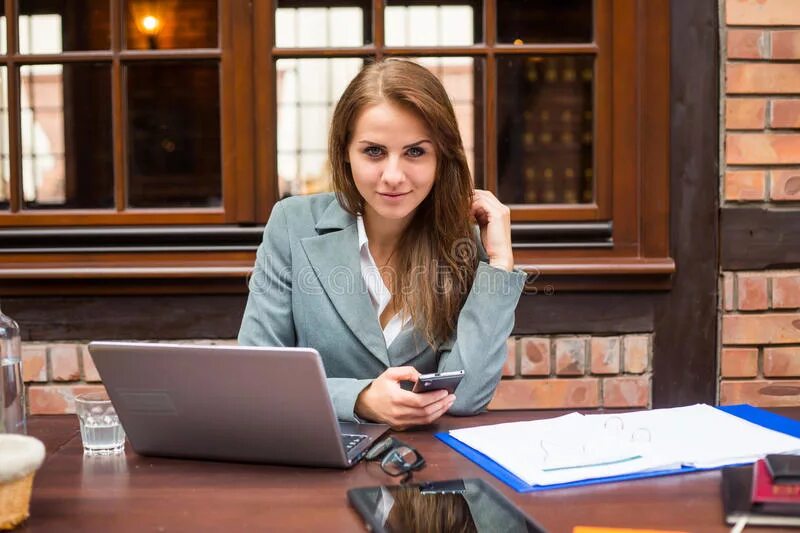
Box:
[87,342,368,467]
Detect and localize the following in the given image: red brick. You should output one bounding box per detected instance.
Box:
[726,63,800,94]
[771,100,800,128]
[727,30,768,59]
[726,98,767,129]
[724,170,766,201]
[773,30,800,59]
[764,347,800,377]
[724,272,736,311]
[602,376,650,408]
[737,273,769,310]
[721,348,759,378]
[555,338,586,376]
[773,274,800,309]
[771,170,800,201]
[81,346,102,383]
[726,0,800,25]
[623,336,649,374]
[590,337,620,375]
[723,313,800,344]
[503,338,517,377]
[21,344,47,383]
[720,380,800,407]
[27,384,106,415]
[726,133,800,165]
[488,379,600,410]
[520,337,550,376]
[49,344,80,381]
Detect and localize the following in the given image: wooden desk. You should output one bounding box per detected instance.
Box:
[23,410,789,532]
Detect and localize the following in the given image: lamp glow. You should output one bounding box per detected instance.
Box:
[141,15,160,34]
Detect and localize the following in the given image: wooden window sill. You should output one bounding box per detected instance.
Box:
[0,256,674,295]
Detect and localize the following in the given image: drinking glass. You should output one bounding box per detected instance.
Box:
[75,392,125,455]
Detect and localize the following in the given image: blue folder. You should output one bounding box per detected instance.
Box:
[435,404,800,492]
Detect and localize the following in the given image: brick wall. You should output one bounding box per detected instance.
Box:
[22,335,654,415]
[489,334,653,410]
[721,0,800,405]
[22,340,237,415]
[720,272,800,405]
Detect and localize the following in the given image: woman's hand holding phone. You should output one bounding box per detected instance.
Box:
[355,366,456,430]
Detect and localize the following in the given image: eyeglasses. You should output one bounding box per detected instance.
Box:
[365,436,426,481]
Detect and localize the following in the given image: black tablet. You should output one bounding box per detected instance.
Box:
[347,478,547,532]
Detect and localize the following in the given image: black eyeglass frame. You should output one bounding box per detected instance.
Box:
[366,436,426,479]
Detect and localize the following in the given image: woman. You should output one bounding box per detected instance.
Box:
[239,59,526,430]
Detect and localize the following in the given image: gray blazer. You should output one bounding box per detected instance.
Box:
[238,192,527,422]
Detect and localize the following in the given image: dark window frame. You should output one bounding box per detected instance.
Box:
[0,0,673,295]
[0,0,251,225]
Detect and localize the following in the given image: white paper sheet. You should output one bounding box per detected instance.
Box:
[448,404,800,486]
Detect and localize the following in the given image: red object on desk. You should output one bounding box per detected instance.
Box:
[752,458,800,505]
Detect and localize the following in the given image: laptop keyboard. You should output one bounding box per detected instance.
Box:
[342,433,367,454]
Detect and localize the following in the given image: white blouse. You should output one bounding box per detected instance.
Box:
[356,216,412,348]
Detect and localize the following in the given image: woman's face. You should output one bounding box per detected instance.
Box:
[347,101,437,228]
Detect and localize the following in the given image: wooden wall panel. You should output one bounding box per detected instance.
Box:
[513,292,655,335]
[720,208,800,270]
[651,0,719,407]
[6,291,655,342]
[4,295,247,341]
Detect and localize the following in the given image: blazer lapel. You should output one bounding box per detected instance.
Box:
[387,326,430,366]
[299,200,391,367]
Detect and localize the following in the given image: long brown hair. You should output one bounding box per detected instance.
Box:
[329,58,477,349]
[387,488,477,533]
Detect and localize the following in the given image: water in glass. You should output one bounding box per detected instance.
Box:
[75,393,125,455]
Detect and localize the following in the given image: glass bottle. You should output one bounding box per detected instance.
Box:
[0,301,26,433]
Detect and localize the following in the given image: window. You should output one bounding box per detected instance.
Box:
[0,0,239,222]
[256,0,673,282]
[1,0,672,294]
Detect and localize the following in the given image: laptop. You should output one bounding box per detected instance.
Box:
[87,341,389,468]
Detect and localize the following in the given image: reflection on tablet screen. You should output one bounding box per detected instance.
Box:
[348,478,546,533]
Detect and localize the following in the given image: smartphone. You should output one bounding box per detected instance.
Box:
[765,454,800,484]
[347,478,546,533]
[410,370,465,394]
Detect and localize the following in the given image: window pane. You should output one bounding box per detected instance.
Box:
[0,6,7,54]
[126,0,217,50]
[0,67,8,208]
[21,63,113,209]
[18,1,110,53]
[497,56,594,205]
[412,57,482,186]
[276,1,370,48]
[385,1,481,46]
[497,0,592,44]
[127,62,221,208]
[276,58,364,198]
